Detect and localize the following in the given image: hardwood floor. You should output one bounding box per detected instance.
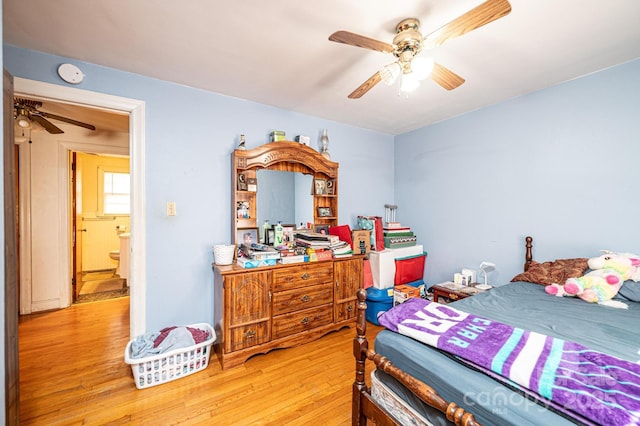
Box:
[18,297,383,425]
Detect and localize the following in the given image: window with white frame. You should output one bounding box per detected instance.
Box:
[103,171,130,215]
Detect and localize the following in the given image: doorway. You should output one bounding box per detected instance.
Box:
[73,152,131,304]
[14,77,147,337]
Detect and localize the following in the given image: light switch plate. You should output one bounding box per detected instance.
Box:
[166,202,177,216]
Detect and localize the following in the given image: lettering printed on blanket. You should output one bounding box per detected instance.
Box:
[378,298,640,426]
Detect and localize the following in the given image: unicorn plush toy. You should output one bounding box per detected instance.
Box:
[545,251,640,308]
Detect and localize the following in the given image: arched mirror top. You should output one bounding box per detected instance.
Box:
[234,141,338,178]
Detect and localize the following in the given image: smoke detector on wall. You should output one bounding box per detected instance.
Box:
[57,63,84,84]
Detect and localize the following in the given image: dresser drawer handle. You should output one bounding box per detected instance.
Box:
[300,273,310,280]
[346,305,353,312]
[244,329,256,339]
[301,317,310,325]
[300,294,310,303]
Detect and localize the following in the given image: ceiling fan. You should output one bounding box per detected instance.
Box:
[328,0,512,99]
[14,97,96,134]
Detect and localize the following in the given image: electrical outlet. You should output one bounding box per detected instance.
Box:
[166,201,177,216]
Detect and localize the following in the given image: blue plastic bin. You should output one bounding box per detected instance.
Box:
[366,287,394,325]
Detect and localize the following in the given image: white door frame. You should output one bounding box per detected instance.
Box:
[15,77,146,337]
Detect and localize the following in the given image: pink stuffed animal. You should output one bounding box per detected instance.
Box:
[545,251,640,308]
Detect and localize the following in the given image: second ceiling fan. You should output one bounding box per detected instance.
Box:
[328,0,512,99]
[14,97,96,134]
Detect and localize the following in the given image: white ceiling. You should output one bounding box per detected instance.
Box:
[4,0,640,135]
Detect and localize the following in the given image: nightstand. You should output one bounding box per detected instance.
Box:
[431,282,490,304]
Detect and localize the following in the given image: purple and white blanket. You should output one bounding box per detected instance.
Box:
[378,298,640,426]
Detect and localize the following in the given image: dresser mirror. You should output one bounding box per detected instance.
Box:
[256,170,313,230]
[232,141,339,246]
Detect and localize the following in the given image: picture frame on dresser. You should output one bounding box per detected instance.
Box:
[282,224,296,243]
[246,177,257,192]
[266,229,275,246]
[237,228,258,247]
[326,179,335,195]
[314,178,327,195]
[314,224,329,235]
[317,207,333,217]
[237,173,247,191]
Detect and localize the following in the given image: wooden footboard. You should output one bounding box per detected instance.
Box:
[352,288,482,426]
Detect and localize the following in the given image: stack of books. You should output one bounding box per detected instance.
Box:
[294,231,335,250]
[295,231,354,259]
[237,243,281,268]
[383,222,417,249]
[332,243,353,258]
[278,245,309,264]
[306,247,333,262]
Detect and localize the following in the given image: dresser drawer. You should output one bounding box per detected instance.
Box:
[272,304,333,340]
[227,321,270,353]
[272,263,333,292]
[335,299,358,323]
[272,283,333,316]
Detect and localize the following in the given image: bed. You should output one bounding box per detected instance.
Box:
[352,236,640,425]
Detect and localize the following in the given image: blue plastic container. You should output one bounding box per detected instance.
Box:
[365,287,394,325]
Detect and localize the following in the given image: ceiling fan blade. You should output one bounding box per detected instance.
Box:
[30,115,64,134]
[348,71,383,99]
[39,111,96,131]
[430,63,465,90]
[423,0,511,48]
[329,30,394,53]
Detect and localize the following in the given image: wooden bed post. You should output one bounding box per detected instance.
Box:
[352,288,369,426]
[524,236,533,271]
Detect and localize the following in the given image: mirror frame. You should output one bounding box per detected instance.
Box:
[232,141,339,246]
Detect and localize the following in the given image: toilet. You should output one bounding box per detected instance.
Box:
[109,250,121,276]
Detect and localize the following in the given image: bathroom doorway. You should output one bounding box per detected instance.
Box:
[72,152,131,304]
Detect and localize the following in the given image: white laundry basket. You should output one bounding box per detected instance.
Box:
[124,323,216,389]
[213,244,235,265]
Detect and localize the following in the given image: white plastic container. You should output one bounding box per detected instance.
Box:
[124,323,216,389]
[213,244,235,265]
[369,245,424,288]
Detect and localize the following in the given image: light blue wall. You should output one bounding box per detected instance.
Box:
[395,59,640,286]
[3,45,395,332]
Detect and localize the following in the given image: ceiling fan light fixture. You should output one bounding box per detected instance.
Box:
[400,72,420,93]
[412,57,435,81]
[381,62,401,86]
[16,112,31,129]
[329,0,512,99]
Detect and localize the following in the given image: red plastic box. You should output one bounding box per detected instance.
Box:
[394,252,427,285]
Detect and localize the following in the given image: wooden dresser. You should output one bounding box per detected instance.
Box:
[213,257,363,369]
